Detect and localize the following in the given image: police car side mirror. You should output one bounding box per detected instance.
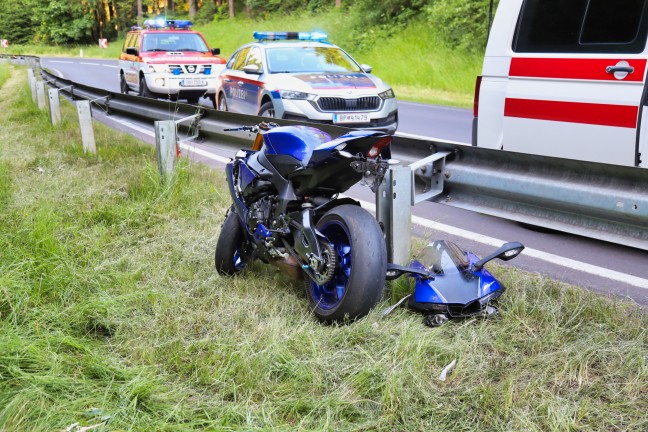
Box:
[243,64,262,75]
[211,48,220,55]
[126,47,138,56]
[361,64,372,73]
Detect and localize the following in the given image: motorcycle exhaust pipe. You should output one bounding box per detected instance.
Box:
[270,254,303,280]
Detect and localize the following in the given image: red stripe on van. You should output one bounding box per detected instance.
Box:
[504,98,638,128]
[509,58,646,82]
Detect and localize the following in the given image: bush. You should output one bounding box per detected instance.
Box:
[427,0,499,53]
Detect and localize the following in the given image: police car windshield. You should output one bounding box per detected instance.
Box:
[142,33,209,53]
[266,46,362,73]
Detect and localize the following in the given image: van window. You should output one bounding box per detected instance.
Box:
[513,0,648,53]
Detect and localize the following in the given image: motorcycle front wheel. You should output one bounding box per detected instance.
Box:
[215,210,251,275]
[304,204,387,323]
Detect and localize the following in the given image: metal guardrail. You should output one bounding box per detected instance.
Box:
[6,57,647,253]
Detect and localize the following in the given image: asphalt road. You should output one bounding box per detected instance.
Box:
[40,57,648,306]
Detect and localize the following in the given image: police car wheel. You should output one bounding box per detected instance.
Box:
[186,95,199,104]
[218,93,228,111]
[139,76,154,98]
[258,101,275,118]
[119,73,129,94]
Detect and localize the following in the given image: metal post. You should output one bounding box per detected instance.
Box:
[29,76,37,104]
[76,100,96,154]
[376,165,412,265]
[49,88,61,125]
[155,120,177,180]
[36,81,46,110]
[27,68,34,80]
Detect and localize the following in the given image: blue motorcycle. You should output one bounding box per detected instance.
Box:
[215,123,393,323]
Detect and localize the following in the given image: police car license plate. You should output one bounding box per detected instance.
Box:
[333,113,370,124]
[181,78,207,87]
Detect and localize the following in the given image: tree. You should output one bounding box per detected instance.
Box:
[229,0,235,18]
[189,0,197,19]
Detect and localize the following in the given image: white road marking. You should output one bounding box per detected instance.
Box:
[110,116,648,290]
[103,65,118,69]
[80,62,101,66]
[48,61,74,64]
[353,198,648,290]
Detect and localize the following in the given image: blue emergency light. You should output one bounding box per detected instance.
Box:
[143,18,192,30]
[253,31,328,42]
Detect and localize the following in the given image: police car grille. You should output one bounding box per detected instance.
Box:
[317,97,380,112]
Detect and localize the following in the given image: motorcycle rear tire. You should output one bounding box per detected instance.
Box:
[304,204,387,323]
[215,210,249,275]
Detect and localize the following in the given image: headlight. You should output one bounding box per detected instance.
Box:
[147,64,168,73]
[378,88,395,99]
[281,90,316,100]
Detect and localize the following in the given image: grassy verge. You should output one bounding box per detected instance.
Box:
[5,12,480,108]
[1,67,646,431]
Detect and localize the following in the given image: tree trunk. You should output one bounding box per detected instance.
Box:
[229,0,234,18]
[137,0,142,26]
[335,0,341,7]
[189,0,196,19]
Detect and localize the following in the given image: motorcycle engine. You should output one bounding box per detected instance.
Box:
[247,195,277,233]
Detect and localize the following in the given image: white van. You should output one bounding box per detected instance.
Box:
[474,0,648,168]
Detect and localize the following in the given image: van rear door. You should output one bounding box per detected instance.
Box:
[483,0,648,167]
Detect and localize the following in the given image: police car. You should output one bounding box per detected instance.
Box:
[475,0,648,168]
[215,32,398,134]
[119,19,226,105]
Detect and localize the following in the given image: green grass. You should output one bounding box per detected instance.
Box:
[5,11,480,107]
[1,66,647,431]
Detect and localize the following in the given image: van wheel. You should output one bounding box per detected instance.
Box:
[139,76,154,98]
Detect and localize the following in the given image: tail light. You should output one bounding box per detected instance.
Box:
[367,136,391,158]
[473,75,482,117]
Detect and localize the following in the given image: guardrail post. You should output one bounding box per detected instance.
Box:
[76,100,96,154]
[29,73,37,104]
[49,88,61,125]
[155,120,177,180]
[36,81,46,110]
[376,165,412,265]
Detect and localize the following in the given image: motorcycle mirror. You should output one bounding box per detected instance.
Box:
[471,241,525,271]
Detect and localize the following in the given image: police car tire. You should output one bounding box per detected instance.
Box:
[139,76,154,98]
[258,101,275,118]
[218,93,228,111]
[187,95,200,104]
[209,94,217,109]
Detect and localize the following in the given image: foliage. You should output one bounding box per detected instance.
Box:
[0,0,37,44]
[428,0,499,52]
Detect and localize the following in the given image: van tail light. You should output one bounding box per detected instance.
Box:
[473,75,482,117]
[367,136,392,158]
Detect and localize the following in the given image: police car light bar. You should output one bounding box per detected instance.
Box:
[143,18,192,30]
[253,31,328,42]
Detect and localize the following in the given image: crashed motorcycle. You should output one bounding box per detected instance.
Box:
[384,240,525,326]
[215,122,393,323]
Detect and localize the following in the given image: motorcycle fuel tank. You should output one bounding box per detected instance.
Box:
[262,126,332,164]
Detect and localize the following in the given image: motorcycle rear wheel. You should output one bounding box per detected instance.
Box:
[215,210,250,275]
[304,204,387,323]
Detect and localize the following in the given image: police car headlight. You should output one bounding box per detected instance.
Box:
[148,64,168,73]
[378,88,395,99]
[281,90,316,100]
